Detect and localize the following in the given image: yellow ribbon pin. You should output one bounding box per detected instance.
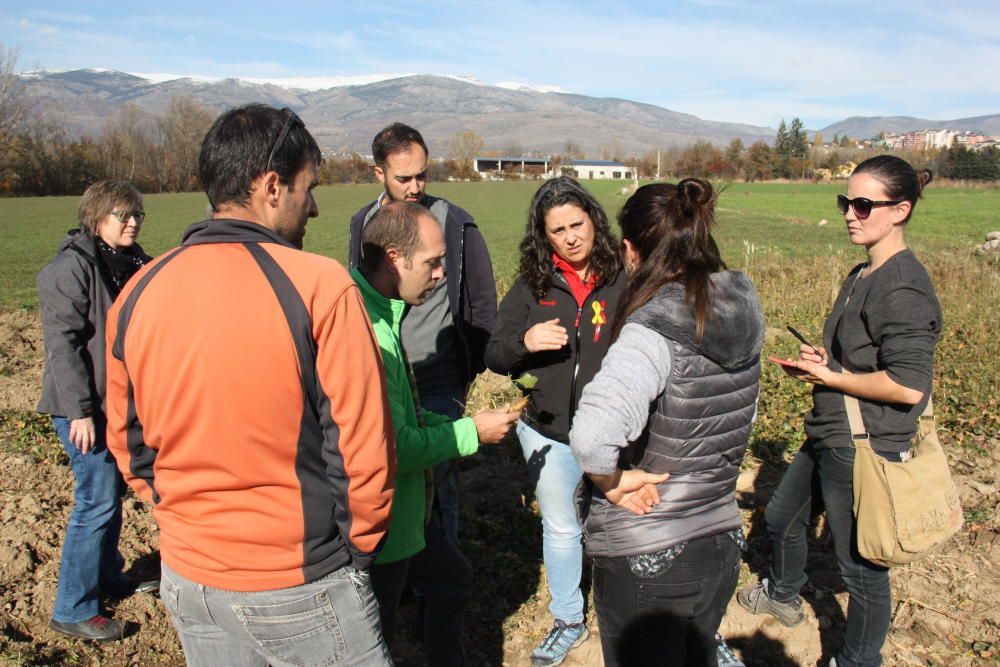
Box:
[591,300,606,325]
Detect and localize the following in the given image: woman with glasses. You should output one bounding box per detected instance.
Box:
[569,179,764,666]
[485,176,624,666]
[37,181,154,641]
[739,156,941,667]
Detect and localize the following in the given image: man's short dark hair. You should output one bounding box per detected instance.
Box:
[372,123,428,169]
[199,104,322,211]
[360,201,429,273]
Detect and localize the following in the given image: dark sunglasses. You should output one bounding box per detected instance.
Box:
[265,107,304,174]
[836,195,901,220]
[112,209,146,223]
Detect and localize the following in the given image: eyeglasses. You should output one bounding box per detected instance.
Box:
[112,209,146,224]
[836,195,901,220]
[265,107,304,174]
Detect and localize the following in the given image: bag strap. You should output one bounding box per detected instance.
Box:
[842,389,872,448]
[841,370,934,448]
[837,267,934,446]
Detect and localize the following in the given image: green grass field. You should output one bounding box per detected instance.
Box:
[3,180,998,310]
[2,180,998,452]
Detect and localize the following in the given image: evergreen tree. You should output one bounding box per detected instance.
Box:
[773,119,791,178]
[790,118,808,158]
[775,119,790,156]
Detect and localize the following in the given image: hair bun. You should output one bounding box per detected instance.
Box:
[918,169,933,191]
[677,178,713,216]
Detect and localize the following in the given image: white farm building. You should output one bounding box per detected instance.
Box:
[473,157,634,180]
[561,160,633,180]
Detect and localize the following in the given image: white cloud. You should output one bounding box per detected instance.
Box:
[282,30,360,51]
[27,10,94,24]
[12,17,58,36]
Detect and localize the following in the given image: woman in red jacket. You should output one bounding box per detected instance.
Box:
[485,176,624,666]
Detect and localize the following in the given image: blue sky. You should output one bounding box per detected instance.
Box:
[3,1,999,130]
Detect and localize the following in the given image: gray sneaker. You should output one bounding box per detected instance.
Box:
[716,633,745,667]
[530,620,589,667]
[737,577,806,627]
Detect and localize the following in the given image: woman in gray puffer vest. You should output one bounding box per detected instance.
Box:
[570,179,764,667]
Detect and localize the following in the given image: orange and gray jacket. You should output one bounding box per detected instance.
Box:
[105,219,396,592]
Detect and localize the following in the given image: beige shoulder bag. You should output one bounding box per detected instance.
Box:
[844,391,963,567]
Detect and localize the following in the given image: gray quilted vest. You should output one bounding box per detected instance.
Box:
[582,271,765,558]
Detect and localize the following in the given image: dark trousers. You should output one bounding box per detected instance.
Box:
[765,442,891,667]
[593,532,742,667]
[371,516,473,667]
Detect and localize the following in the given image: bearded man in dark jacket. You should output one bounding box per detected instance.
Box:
[348,123,497,543]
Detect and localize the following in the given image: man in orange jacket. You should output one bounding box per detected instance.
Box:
[105,104,396,666]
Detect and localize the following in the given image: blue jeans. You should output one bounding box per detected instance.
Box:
[765,442,892,667]
[517,420,585,624]
[593,532,742,667]
[160,562,392,667]
[421,390,466,543]
[51,415,129,623]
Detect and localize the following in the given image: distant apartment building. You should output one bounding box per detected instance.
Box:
[882,129,956,150]
[954,131,992,147]
[879,129,997,151]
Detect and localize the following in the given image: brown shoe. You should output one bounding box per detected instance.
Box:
[49,615,123,641]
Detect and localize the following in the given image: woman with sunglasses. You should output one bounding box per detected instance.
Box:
[485,176,624,666]
[739,156,941,667]
[37,181,154,641]
[569,179,764,666]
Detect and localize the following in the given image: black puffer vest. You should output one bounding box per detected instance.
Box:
[583,271,765,558]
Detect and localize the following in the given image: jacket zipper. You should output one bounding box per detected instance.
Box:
[567,283,599,425]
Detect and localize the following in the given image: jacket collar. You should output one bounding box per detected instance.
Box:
[181,218,298,248]
[60,228,97,260]
[629,271,765,370]
[373,191,436,209]
[350,267,408,331]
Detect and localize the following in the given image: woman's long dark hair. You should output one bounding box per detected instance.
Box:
[518,176,621,299]
[611,179,725,342]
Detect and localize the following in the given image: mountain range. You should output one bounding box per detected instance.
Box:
[18,69,1000,156]
[817,114,1000,140]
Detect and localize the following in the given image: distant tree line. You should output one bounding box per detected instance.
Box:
[1,42,997,196]
[606,119,999,183]
[936,145,1000,180]
[1,98,216,196]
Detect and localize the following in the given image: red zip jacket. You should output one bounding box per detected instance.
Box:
[105,220,396,591]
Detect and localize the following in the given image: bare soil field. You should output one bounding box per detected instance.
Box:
[2,311,998,666]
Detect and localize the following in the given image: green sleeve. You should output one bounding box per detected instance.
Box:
[383,363,479,473]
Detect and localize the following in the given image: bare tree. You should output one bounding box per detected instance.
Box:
[562,141,585,160]
[159,96,215,190]
[98,104,156,183]
[448,130,484,179]
[502,140,523,157]
[0,44,31,155]
[599,139,623,162]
